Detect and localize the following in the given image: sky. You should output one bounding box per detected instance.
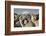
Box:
[14,8,39,14]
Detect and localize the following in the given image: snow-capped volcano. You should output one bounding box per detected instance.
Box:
[22,11,30,14]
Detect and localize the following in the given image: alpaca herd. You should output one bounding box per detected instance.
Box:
[14,13,39,27]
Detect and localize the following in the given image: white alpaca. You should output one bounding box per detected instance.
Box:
[31,14,39,26]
